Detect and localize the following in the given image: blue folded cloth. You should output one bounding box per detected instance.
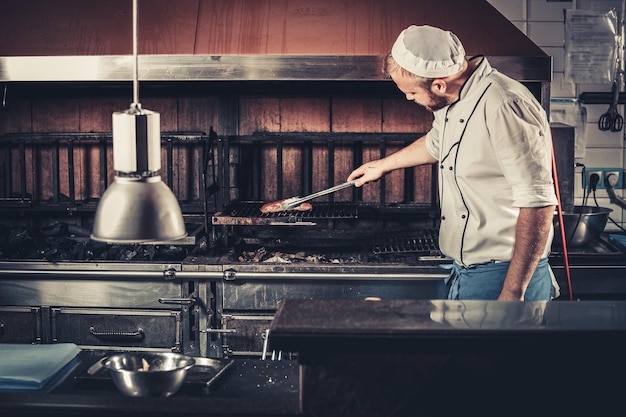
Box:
[609,233,626,251]
[0,343,81,390]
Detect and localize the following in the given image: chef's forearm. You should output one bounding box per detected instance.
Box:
[348,135,436,186]
[499,205,555,300]
[381,135,436,172]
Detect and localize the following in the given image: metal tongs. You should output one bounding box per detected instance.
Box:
[279,180,356,210]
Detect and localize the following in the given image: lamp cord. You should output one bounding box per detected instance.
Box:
[132,0,139,107]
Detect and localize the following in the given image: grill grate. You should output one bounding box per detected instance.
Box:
[212,202,359,226]
[370,229,440,255]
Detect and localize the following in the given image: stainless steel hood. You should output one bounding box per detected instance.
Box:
[0,55,550,83]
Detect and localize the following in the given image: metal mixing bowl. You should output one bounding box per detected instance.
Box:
[553,206,612,247]
[102,352,195,397]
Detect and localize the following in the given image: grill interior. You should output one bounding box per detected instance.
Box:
[0,129,445,266]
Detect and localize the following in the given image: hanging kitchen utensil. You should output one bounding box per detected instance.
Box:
[598,79,623,132]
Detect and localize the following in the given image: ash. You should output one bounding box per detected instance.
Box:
[238,247,362,264]
[0,221,189,262]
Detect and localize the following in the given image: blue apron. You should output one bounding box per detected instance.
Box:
[444,258,553,300]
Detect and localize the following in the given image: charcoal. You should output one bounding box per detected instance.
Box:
[154,245,187,260]
[86,241,113,260]
[40,221,68,237]
[8,227,29,245]
[67,224,92,237]
[117,246,139,262]
[134,245,156,261]
[190,236,210,256]
[45,236,75,250]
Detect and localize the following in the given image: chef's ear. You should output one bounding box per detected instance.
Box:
[431,79,446,93]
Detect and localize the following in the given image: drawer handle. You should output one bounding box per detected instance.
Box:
[158,297,195,306]
[0,323,4,339]
[89,326,145,339]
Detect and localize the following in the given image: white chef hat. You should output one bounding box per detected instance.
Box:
[391,25,466,78]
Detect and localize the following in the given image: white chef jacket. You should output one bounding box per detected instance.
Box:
[425,56,558,267]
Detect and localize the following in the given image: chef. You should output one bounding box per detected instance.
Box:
[348,25,559,301]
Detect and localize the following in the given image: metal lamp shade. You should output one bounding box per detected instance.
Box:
[91,176,186,243]
[91,106,187,243]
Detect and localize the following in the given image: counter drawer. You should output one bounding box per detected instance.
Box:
[221,314,274,356]
[0,306,41,344]
[51,308,181,352]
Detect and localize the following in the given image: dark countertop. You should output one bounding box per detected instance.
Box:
[268,299,626,416]
[269,299,626,355]
[0,353,300,417]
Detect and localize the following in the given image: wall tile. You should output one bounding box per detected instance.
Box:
[583,107,626,148]
[550,72,576,97]
[579,146,623,167]
[528,0,573,21]
[584,103,626,124]
[541,46,565,72]
[487,0,526,21]
[583,128,624,148]
[527,21,565,46]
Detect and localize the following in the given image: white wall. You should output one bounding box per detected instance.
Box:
[488,0,626,231]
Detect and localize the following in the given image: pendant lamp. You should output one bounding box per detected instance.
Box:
[91,0,186,243]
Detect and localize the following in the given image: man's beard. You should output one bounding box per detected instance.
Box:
[423,90,452,112]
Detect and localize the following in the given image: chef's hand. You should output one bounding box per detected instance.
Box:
[347,160,386,187]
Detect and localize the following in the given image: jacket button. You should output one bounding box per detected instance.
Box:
[449,166,453,170]
[461,214,466,219]
[441,216,446,221]
[460,119,465,123]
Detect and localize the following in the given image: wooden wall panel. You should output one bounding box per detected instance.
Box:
[1,93,438,206]
[0,99,32,134]
[332,98,382,202]
[236,96,437,204]
[32,99,80,133]
[192,0,543,56]
[1,0,545,57]
[141,98,177,131]
[177,97,219,202]
[1,100,32,199]
[239,98,281,135]
[80,98,127,132]
[1,96,214,203]
[279,98,330,132]
[278,98,330,199]
[79,98,125,199]
[382,99,432,133]
[8,144,33,199]
[31,99,79,201]
[239,98,280,200]
[177,97,219,134]
[383,98,434,203]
